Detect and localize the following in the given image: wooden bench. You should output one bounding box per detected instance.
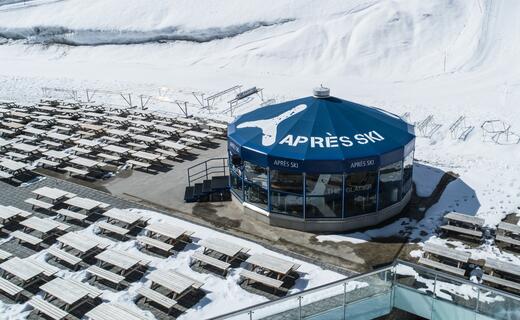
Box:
[87,265,125,289]
[418,257,466,276]
[47,247,82,269]
[67,278,103,299]
[11,230,43,247]
[0,171,13,179]
[203,128,223,136]
[9,206,32,218]
[0,276,23,301]
[28,296,69,320]
[191,251,231,275]
[26,258,60,277]
[24,198,53,210]
[40,140,62,148]
[179,137,201,145]
[6,151,29,160]
[126,160,151,169]
[54,220,71,232]
[127,142,148,150]
[96,221,130,239]
[137,236,173,253]
[240,269,284,292]
[154,148,178,159]
[496,234,520,247]
[483,274,520,291]
[36,158,61,167]
[123,251,151,268]
[56,208,87,223]
[136,287,177,314]
[0,248,12,262]
[440,224,482,238]
[63,166,89,177]
[97,153,121,162]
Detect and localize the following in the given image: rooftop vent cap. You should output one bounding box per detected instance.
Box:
[313,86,330,98]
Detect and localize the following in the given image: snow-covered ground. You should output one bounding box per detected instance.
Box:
[0,0,518,228]
[0,208,343,319]
[0,0,520,316]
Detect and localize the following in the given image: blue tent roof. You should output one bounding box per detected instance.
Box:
[228,96,415,173]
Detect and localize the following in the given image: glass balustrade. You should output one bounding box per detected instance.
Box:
[211,260,520,320]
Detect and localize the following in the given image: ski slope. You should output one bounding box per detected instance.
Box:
[0,0,519,317]
[0,0,517,227]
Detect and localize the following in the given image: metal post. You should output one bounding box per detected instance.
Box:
[267,167,271,212]
[298,296,303,320]
[248,310,253,320]
[376,169,381,211]
[431,274,437,319]
[343,282,347,320]
[399,158,404,201]
[342,172,346,219]
[475,288,480,315]
[302,173,306,219]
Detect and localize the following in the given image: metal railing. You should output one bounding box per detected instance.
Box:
[187,157,228,186]
[209,259,520,320]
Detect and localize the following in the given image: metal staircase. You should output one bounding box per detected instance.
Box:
[184,158,231,203]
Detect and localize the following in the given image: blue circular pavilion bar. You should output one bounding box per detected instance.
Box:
[227,88,415,232]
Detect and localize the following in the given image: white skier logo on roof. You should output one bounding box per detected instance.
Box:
[237,104,307,146]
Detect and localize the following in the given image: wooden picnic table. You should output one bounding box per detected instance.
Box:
[64,197,107,212]
[148,269,203,299]
[21,216,69,236]
[146,222,190,243]
[246,253,299,280]
[0,138,14,148]
[131,151,161,162]
[103,144,130,155]
[79,123,105,132]
[0,257,44,285]
[55,119,79,127]
[46,132,73,141]
[43,150,70,160]
[40,277,90,311]
[131,134,157,144]
[103,208,144,228]
[207,122,228,130]
[95,249,141,275]
[159,140,189,151]
[0,205,23,223]
[57,232,108,256]
[69,157,102,168]
[23,127,46,136]
[199,238,249,262]
[423,243,471,266]
[184,130,210,140]
[11,143,40,154]
[86,303,148,320]
[486,258,520,276]
[175,117,199,126]
[106,128,129,137]
[105,115,128,123]
[153,124,178,135]
[2,121,25,130]
[129,120,154,128]
[32,186,76,202]
[445,212,484,228]
[0,159,27,173]
[74,139,100,148]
